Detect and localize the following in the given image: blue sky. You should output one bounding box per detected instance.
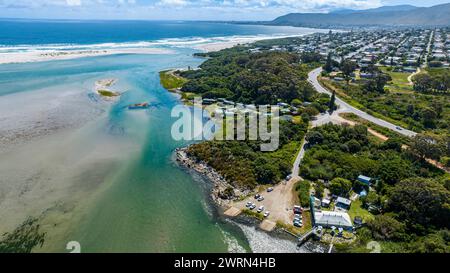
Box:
[0,0,449,20]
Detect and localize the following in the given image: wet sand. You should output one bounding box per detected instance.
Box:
[0,48,173,65]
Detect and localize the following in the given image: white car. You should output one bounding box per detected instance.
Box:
[246,202,252,208]
[257,206,264,213]
[264,211,270,217]
[249,204,256,210]
[267,187,274,193]
[257,196,265,202]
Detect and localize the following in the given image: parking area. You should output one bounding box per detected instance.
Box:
[232,176,301,226]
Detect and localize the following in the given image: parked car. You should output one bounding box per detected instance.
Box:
[257,196,265,202]
[257,206,264,213]
[267,187,274,193]
[246,202,252,208]
[293,220,303,227]
[264,211,270,217]
[249,204,256,210]
[317,226,323,233]
[254,194,261,200]
[293,205,303,214]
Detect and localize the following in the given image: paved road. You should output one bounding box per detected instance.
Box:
[291,139,307,177]
[422,30,434,68]
[308,67,417,138]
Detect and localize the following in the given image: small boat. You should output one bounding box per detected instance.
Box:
[128,102,150,110]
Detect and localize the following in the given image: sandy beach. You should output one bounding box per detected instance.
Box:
[193,35,304,52]
[0,47,173,65]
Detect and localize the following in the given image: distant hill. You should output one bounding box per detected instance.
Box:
[272,3,450,27]
[330,5,418,14]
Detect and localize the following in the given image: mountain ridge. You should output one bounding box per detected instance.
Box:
[272,3,450,27]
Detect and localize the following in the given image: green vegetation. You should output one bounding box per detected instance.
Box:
[180,48,316,105]
[295,180,311,207]
[348,199,375,222]
[379,66,414,93]
[0,217,46,253]
[159,70,188,90]
[321,72,450,138]
[242,209,264,221]
[301,124,449,253]
[301,124,444,187]
[97,89,119,97]
[187,120,308,189]
[413,68,450,94]
[339,113,409,143]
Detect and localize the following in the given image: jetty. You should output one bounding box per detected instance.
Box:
[298,227,317,245]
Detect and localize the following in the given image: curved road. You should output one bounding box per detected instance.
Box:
[308,67,417,138]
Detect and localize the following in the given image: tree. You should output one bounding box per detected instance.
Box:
[306,131,324,146]
[413,73,432,92]
[381,137,403,152]
[340,60,357,83]
[364,73,390,93]
[254,157,277,184]
[314,181,325,200]
[329,90,336,113]
[324,52,333,73]
[410,231,450,253]
[362,191,379,207]
[367,215,406,241]
[421,107,437,128]
[329,177,353,196]
[410,134,443,160]
[387,178,450,229]
[296,180,311,207]
[378,155,413,185]
[406,104,415,117]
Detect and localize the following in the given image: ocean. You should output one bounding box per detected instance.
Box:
[0,20,325,253]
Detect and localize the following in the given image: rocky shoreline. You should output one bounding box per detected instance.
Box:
[175,147,252,208]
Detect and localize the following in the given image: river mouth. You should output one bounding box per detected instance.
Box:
[0,26,328,252]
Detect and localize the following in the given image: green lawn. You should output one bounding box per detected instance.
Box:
[159,70,188,90]
[348,199,375,223]
[379,67,414,94]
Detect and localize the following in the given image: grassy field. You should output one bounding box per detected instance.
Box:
[319,74,450,136]
[319,77,410,128]
[159,70,188,90]
[379,66,414,94]
[348,199,375,223]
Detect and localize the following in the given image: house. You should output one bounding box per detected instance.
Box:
[321,198,331,208]
[310,196,353,230]
[277,102,290,108]
[357,175,372,186]
[203,98,216,105]
[313,210,353,230]
[336,197,352,210]
[403,67,417,73]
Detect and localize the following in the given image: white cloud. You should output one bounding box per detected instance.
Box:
[66,0,81,6]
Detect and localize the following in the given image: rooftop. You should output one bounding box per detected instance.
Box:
[314,211,353,228]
